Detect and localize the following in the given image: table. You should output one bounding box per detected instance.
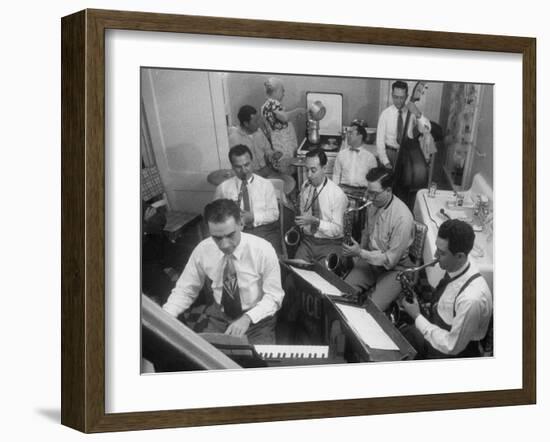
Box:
[413,186,493,291]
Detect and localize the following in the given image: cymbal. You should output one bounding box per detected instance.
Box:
[207,169,235,186]
[266,172,296,194]
[290,157,306,167]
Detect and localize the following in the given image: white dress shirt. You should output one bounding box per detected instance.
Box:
[300,178,348,239]
[163,233,284,324]
[214,174,279,227]
[376,105,431,166]
[415,260,493,355]
[332,145,378,187]
[227,126,271,171]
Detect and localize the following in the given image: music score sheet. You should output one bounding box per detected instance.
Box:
[335,303,399,351]
[289,266,343,297]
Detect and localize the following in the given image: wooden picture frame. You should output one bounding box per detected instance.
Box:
[61,8,536,433]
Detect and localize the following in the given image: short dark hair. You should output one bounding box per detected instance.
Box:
[437,219,475,255]
[392,80,408,95]
[305,147,327,166]
[350,121,367,142]
[237,105,257,125]
[204,198,241,224]
[228,144,253,164]
[366,166,394,189]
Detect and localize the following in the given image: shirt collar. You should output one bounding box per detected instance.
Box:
[237,125,252,137]
[231,232,247,261]
[235,174,255,185]
[313,177,328,191]
[449,259,470,278]
[382,194,394,210]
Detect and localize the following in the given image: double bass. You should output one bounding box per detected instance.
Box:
[393,81,430,206]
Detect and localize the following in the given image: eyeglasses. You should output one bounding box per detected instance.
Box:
[366,188,387,198]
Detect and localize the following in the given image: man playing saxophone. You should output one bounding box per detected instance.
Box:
[342,167,415,311]
[293,148,348,264]
[399,219,492,358]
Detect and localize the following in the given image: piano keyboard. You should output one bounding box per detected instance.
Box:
[254,345,329,361]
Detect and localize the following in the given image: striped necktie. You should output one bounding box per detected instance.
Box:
[241,179,251,212]
[310,187,321,235]
[221,254,242,319]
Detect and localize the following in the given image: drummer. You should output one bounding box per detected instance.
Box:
[214,144,282,255]
[228,104,273,178]
[332,121,377,188]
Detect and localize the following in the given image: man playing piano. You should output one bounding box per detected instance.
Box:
[399,219,493,358]
[163,198,285,344]
[214,144,282,255]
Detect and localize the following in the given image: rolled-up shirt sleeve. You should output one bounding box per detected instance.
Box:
[415,298,483,355]
[253,180,279,227]
[245,245,285,323]
[162,247,205,317]
[414,113,431,135]
[381,214,414,269]
[317,191,348,238]
[376,111,390,166]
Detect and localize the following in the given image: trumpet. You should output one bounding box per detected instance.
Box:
[325,198,372,276]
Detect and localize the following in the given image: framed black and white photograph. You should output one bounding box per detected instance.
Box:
[61,9,536,433]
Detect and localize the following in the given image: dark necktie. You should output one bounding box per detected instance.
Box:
[349,147,360,153]
[431,272,451,305]
[241,179,251,212]
[221,254,243,319]
[396,109,403,145]
[310,187,321,235]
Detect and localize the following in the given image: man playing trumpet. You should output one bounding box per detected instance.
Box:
[342,167,415,311]
[214,144,282,255]
[293,148,348,264]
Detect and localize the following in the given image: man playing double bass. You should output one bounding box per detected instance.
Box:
[376,80,431,169]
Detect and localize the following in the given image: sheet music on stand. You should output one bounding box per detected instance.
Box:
[334,303,399,351]
[289,266,343,297]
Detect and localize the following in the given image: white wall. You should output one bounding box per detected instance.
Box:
[1,1,547,441]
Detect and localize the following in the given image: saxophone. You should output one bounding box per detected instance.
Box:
[325,198,372,277]
[284,183,309,247]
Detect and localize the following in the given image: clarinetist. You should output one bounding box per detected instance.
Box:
[294,148,348,263]
[342,167,415,311]
[214,144,282,255]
